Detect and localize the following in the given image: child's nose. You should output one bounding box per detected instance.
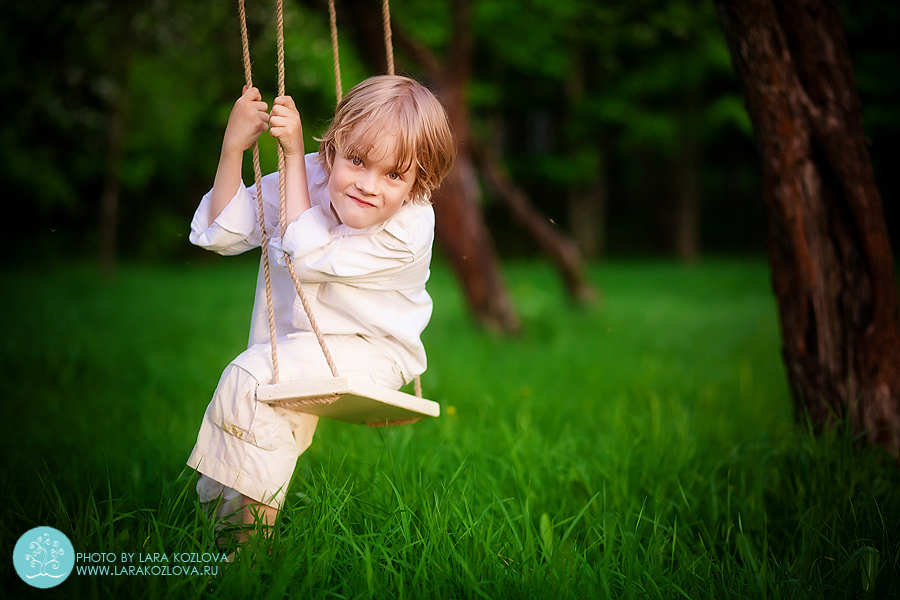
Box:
[356,170,378,195]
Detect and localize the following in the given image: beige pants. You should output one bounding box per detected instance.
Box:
[188,334,404,509]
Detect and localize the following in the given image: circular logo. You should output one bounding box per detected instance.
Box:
[13,526,75,589]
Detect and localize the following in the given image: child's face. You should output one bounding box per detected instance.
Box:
[327,137,415,229]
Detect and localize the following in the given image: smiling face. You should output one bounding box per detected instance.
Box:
[318,76,456,212]
[327,135,416,230]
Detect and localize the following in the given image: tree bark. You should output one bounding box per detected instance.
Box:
[714,0,900,457]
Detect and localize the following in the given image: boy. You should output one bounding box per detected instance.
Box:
[187,75,455,538]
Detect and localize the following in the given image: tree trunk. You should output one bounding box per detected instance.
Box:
[714,0,900,457]
[100,92,126,277]
[565,56,608,261]
[568,179,607,260]
[674,86,702,262]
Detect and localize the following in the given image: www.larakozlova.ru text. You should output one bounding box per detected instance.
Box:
[74,553,228,576]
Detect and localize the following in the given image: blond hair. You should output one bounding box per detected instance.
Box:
[318,75,456,204]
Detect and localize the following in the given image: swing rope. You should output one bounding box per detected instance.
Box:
[238,0,281,381]
[277,0,341,381]
[327,0,342,104]
[237,0,421,399]
[382,0,395,76]
[237,0,339,384]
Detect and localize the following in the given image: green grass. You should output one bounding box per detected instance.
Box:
[1,258,898,599]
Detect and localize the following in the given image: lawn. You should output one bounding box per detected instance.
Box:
[1,258,898,599]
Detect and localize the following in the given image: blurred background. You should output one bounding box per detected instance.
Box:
[2,6,899,597]
[1,0,897,270]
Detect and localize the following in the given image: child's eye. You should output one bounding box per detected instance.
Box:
[350,157,363,166]
[388,172,401,180]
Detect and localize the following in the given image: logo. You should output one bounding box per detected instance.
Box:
[13,526,75,589]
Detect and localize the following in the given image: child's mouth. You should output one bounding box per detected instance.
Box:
[350,195,376,208]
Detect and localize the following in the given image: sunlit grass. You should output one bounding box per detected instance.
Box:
[1,258,898,598]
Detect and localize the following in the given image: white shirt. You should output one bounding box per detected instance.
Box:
[189,154,434,379]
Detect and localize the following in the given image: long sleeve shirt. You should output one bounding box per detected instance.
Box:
[189,153,434,380]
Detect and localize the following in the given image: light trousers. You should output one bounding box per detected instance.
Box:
[188,334,404,509]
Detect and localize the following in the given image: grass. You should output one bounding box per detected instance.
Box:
[1,257,898,599]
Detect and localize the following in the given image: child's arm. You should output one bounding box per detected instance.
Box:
[209,86,270,224]
[269,95,311,228]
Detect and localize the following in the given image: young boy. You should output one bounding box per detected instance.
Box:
[187,75,455,536]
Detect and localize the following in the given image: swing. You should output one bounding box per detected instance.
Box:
[237,0,440,427]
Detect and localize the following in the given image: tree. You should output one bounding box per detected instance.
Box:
[402,0,524,332]
[332,0,521,332]
[336,0,601,330]
[713,0,900,457]
[466,0,747,261]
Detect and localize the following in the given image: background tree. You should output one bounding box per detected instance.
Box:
[0,0,774,272]
[471,0,750,261]
[713,0,900,457]
[334,0,598,323]
[386,0,523,332]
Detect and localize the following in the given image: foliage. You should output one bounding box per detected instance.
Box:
[2,260,899,598]
[1,0,897,263]
[1,0,354,264]
[395,0,765,254]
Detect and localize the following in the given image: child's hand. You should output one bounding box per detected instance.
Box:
[269,96,304,157]
[223,86,269,154]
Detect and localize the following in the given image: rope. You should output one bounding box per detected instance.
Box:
[367,417,421,428]
[276,0,287,231]
[378,0,421,399]
[285,257,341,377]
[275,0,341,378]
[237,0,421,399]
[327,0,342,104]
[274,395,340,410]
[238,0,281,382]
[382,0,395,76]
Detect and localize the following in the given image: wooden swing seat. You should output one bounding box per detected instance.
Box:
[257,377,440,426]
